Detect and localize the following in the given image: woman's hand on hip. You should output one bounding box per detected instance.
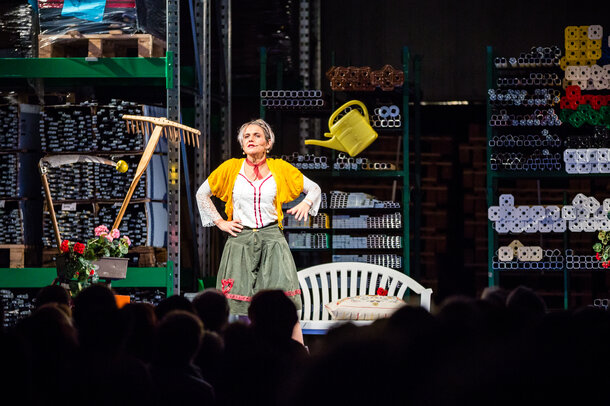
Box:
[215,219,243,236]
[287,200,311,223]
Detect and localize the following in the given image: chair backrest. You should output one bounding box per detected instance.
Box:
[298,262,432,321]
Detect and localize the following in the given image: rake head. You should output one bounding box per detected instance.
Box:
[122,114,201,148]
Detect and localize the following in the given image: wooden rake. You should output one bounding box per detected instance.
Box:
[113,115,200,231]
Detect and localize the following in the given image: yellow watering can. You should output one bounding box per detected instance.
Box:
[304,100,378,157]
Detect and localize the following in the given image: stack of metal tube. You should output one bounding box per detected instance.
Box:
[96,156,146,199]
[370,105,402,128]
[331,213,401,229]
[493,46,562,69]
[286,232,328,249]
[47,162,96,200]
[97,203,147,246]
[488,88,561,107]
[0,153,18,197]
[489,108,562,127]
[492,248,564,270]
[0,290,34,328]
[332,254,402,269]
[260,90,324,110]
[39,106,97,152]
[488,130,561,148]
[42,207,96,247]
[280,152,329,170]
[97,100,144,151]
[0,206,23,244]
[566,249,606,270]
[496,73,562,87]
[0,104,19,149]
[490,150,562,171]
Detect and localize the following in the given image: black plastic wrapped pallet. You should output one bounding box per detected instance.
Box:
[38,0,137,36]
[134,0,165,39]
[0,1,35,58]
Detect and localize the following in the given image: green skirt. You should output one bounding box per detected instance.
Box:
[216,223,302,315]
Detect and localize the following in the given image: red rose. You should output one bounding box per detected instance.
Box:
[75,272,79,276]
[377,287,388,296]
[596,252,601,261]
[603,262,609,269]
[89,269,95,276]
[60,240,70,253]
[74,242,85,254]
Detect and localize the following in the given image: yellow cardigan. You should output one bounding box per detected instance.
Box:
[207,158,304,228]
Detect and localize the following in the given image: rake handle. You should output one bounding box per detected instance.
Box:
[40,171,63,251]
[112,125,164,231]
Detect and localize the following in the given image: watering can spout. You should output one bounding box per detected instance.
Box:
[304,100,377,157]
[304,137,348,153]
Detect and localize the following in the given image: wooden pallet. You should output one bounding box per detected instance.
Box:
[123,247,167,268]
[38,31,166,58]
[0,244,27,268]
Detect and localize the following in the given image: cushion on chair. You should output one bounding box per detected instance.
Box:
[324,295,406,320]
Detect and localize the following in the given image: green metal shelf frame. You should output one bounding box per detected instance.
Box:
[0,56,171,86]
[0,261,174,297]
[486,46,570,309]
[0,54,178,294]
[260,46,412,278]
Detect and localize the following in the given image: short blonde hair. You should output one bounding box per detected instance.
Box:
[237,119,275,151]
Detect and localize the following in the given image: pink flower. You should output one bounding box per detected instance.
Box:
[122,236,132,246]
[110,229,120,239]
[95,225,109,236]
[104,234,114,242]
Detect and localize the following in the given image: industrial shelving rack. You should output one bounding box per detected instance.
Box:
[0,0,215,295]
[260,46,417,279]
[486,45,610,310]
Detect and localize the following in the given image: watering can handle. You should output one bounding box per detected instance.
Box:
[328,100,370,129]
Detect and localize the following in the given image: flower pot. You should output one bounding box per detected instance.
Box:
[93,257,129,280]
[55,254,71,279]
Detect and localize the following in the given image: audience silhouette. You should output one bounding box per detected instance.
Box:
[4,282,610,406]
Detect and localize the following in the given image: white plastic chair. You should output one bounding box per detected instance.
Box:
[297,262,433,334]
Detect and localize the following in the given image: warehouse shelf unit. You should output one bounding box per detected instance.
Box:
[0,54,176,290]
[0,0,204,293]
[260,46,415,278]
[486,46,610,310]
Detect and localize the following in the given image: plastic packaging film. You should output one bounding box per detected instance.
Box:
[36,0,166,57]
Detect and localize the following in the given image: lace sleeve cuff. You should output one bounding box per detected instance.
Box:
[303,175,322,217]
[196,180,222,227]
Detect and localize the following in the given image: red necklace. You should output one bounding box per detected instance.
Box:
[244,157,266,180]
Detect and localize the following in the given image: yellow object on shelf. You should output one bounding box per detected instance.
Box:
[116,160,129,173]
[304,100,378,157]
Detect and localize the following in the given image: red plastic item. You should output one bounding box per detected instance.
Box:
[565,85,581,100]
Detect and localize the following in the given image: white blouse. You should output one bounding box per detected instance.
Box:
[196,161,321,228]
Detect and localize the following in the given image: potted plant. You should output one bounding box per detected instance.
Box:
[594,230,610,268]
[56,225,132,294]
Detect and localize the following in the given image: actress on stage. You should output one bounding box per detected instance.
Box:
[196,119,321,324]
